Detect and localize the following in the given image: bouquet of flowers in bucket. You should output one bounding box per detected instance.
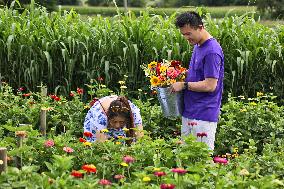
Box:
[141,59,187,87]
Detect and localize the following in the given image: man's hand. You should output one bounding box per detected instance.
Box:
[170,82,184,93]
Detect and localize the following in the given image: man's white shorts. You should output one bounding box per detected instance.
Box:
[182,116,217,151]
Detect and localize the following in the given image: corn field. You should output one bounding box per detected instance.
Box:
[0,3,283,100]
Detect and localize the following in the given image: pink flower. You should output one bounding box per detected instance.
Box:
[70,92,75,97]
[44,139,55,147]
[167,69,181,79]
[23,93,31,97]
[171,168,187,175]
[160,183,176,189]
[114,174,125,180]
[18,87,24,91]
[154,171,166,177]
[196,132,208,138]
[213,157,228,165]
[99,179,112,186]
[123,155,135,164]
[63,146,74,153]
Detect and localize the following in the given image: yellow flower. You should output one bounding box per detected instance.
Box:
[148,61,157,69]
[150,76,160,87]
[122,128,129,132]
[115,141,121,145]
[101,129,109,133]
[117,136,124,139]
[250,102,257,106]
[84,105,90,109]
[153,167,161,171]
[142,176,151,182]
[120,162,128,167]
[120,85,127,89]
[233,148,239,153]
[118,81,125,85]
[159,66,167,73]
[83,142,92,147]
[257,92,263,97]
[240,109,247,112]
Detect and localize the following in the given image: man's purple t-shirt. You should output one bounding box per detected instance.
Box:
[183,38,224,122]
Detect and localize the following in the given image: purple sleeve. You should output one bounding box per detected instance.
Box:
[204,53,222,79]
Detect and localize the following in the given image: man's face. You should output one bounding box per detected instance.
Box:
[179,24,203,45]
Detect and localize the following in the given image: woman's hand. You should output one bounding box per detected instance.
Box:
[95,132,108,143]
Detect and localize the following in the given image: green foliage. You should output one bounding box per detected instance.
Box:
[256,0,284,19]
[216,93,284,154]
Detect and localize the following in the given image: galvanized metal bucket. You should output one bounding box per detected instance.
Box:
[157,87,184,119]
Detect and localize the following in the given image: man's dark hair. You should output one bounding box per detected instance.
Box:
[175,11,203,28]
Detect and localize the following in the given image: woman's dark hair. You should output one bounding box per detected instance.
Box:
[175,11,203,28]
[107,96,135,144]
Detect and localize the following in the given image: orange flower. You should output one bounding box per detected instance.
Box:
[82,164,97,173]
[71,170,84,178]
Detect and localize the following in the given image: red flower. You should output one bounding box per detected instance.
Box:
[99,179,112,186]
[154,171,166,177]
[213,157,228,165]
[171,168,187,175]
[23,93,31,97]
[71,170,83,178]
[114,174,125,180]
[54,96,61,101]
[82,164,97,173]
[123,155,135,164]
[160,183,176,189]
[50,94,56,99]
[156,63,161,76]
[170,60,181,67]
[79,137,86,143]
[196,132,208,138]
[77,88,83,95]
[89,97,99,107]
[84,132,93,138]
[70,92,75,97]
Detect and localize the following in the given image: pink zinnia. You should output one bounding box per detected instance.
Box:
[63,146,74,153]
[160,183,176,189]
[171,168,187,175]
[213,157,228,165]
[99,179,112,186]
[44,139,55,147]
[77,88,83,95]
[154,171,166,177]
[123,155,135,164]
[196,132,208,138]
[114,174,125,180]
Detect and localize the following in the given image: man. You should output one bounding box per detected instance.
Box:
[171,11,224,151]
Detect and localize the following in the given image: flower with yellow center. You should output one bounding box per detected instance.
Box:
[120,162,128,167]
[142,176,151,182]
[148,61,157,69]
[159,66,167,73]
[83,141,92,147]
[150,76,160,87]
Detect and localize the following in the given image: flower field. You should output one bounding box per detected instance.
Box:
[0,82,284,188]
[1,2,284,188]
